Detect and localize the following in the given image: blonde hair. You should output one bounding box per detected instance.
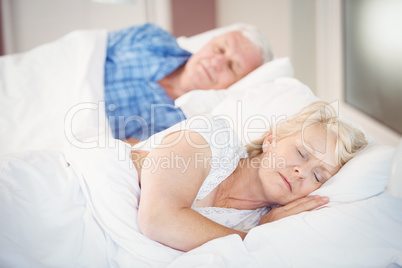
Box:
[245,101,368,166]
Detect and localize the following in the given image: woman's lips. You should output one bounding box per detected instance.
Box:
[280,173,292,191]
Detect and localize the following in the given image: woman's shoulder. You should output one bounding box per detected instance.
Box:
[134,115,240,150]
[182,115,242,152]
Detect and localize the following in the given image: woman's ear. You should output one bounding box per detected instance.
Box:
[262,133,273,153]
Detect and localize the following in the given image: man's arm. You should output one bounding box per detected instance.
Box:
[138,130,246,252]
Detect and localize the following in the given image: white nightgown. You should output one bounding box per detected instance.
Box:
[135,115,270,232]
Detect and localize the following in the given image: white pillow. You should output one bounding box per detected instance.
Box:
[175,58,294,117]
[227,57,293,91]
[311,143,395,204]
[211,77,318,146]
[175,89,229,118]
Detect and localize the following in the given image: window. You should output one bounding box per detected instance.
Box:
[343,0,402,134]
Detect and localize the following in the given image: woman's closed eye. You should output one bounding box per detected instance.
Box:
[313,171,320,182]
[298,147,323,183]
[297,148,307,160]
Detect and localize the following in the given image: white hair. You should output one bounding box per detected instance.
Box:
[231,23,274,63]
[177,23,274,63]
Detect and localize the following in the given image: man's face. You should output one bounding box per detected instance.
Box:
[182,31,263,90]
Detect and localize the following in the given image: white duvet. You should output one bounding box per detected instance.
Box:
[1,29,402,267]
[0,29,110,157]
[0,150,109,267]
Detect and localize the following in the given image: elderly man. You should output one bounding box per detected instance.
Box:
[105,23,272,144]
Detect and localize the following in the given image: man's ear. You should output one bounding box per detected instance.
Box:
[262,133,272,152]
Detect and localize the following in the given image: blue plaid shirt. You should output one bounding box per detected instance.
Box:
[104,23,192,140]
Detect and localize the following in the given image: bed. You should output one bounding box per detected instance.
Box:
[0,24,401,267]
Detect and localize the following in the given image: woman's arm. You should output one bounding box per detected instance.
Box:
[138,130,246,252]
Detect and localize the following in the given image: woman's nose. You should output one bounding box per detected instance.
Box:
[293,164,310,180]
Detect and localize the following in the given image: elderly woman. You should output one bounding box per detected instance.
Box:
[132,101,367,252]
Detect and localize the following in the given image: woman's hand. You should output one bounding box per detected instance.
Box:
[258,195,329,225]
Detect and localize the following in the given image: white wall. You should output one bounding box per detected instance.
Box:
[217,0,291,59]
[291,0,316,93]
[216,0,316,92]
[1,0,171,54]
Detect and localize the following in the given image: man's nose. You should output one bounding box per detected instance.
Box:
[211,54,227,70]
